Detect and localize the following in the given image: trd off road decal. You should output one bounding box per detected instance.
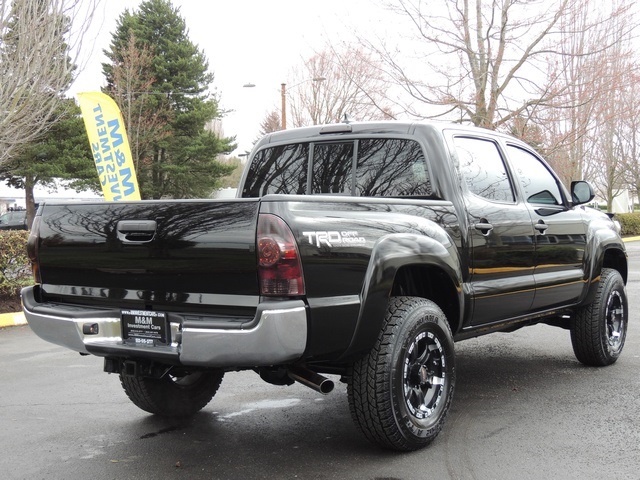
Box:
[302,231,366,248]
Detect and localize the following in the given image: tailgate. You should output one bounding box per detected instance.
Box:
[36,199,260,311]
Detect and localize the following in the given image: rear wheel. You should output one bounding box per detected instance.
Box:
[571,268,627,366]
[120,368,224,417]
[348,296,455,451]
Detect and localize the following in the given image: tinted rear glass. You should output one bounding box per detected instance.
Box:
[243,138,432,198]
[311,142,354,194]
[243,143,309,197]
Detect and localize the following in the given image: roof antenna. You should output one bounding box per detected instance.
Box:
[342,113,352,124]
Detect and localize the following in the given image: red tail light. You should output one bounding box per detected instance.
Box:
[257,214,305,296]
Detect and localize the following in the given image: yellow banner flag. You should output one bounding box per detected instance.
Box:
[77,92,141,201]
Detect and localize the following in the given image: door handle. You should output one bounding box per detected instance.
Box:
[474,220,493,236]
[534,221,549,234]
[116,220,157,244]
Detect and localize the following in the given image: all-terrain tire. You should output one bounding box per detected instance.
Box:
[571,268,627,366]
[120,369,224,417]
[348,296,455,451]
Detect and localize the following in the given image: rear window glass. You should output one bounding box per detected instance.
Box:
[311,142,354,194]
[243,138,433,198]
[243,143,309,197]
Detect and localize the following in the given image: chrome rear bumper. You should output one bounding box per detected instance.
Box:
[21,286,308,368]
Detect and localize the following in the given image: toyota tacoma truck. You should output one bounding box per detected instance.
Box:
[22,121,628,451]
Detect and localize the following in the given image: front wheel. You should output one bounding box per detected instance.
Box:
[120,368,224,417]
[571,268,628,366]
[348,296,456,451]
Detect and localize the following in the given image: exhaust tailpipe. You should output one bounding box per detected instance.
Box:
[288,366,334,395]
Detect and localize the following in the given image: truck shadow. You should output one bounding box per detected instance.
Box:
[110,326,617,478]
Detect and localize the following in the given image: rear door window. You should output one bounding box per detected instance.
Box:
[453,136,515,203]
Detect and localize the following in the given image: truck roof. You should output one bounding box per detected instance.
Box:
[253,120,514,151]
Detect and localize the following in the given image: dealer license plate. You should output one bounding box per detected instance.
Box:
[121,309,168,346]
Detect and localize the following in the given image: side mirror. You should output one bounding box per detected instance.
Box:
[571,181,595,205]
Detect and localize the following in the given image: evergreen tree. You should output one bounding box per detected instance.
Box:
[103,0,235,199]
[0,99,98,214]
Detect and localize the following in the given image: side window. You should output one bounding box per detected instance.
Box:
[243,143,309,197]
[507,145,563,205]
[311,142,353,194]
[453,136,514,203]
[355,139,432,197]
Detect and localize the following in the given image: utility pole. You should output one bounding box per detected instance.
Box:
[281,83,287,130]
[278,78,325,130]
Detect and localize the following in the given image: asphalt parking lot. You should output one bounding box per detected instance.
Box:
[1,242,639,480]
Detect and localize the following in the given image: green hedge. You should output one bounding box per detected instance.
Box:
[615,213,640,237]
[0,230,31,296]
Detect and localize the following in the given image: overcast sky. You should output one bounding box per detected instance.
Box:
[71,0,392,155]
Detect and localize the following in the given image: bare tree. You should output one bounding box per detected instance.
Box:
[525,0,637,211]
[533,1,635,185]
[364,0,586,129]
[0,0,100,166]
[621,73,640,208]
[591,53,638,210]
[258,110,282,136]
[287,46,393,128]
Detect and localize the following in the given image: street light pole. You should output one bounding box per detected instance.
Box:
[280,77,325,130]
[245,78,325,131]
[281,83,287,130]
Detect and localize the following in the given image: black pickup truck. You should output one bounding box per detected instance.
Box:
[23,121,628,451]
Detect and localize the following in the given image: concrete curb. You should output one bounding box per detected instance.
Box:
[0,311,26,328]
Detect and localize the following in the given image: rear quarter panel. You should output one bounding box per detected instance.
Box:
[260,195,463,360]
